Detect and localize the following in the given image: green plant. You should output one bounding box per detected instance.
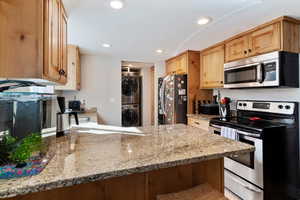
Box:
[0,132,17,164]
[8,133,43,165]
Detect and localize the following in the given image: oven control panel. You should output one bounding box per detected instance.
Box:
[237,101,295,115]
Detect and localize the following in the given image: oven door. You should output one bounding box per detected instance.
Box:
[209,124,263,189]
[224,63,263,88]
[225,170,263,200]
[225,133,263,189]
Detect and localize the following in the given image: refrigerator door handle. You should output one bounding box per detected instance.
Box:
[160,77,166,115]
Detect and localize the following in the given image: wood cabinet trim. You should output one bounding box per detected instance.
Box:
[225,16,300,44]
[165,50,199,63]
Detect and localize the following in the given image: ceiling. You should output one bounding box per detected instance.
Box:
[63,0,300,62]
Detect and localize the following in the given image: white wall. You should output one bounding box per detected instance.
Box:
[154,61,166,126]
[63,54,121,126]
[141,67,152,126]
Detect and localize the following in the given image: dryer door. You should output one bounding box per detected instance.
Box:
[122,76,140,104]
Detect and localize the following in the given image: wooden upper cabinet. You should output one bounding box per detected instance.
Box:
[225,36,249,62]
[56,45,81,91]
[225,17,300,63]
[200,45,225,89]
[0,0,68,84]
[59,4,68,84]
[44,0,68,84]
[166,53,188,75]
[76,46,81,90]
[248,23,281,56]
[44,0,61,82]
[166,59,176,75]
[0,0,44,78]
[165,51,204,114]
[176,54,187,74]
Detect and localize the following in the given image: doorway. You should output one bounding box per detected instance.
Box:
[121,61,155,127]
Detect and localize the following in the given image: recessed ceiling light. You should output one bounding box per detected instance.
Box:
[197,17,212,25]
[110,0,124,9]
[156,49,163,54]
[102,43,111,48]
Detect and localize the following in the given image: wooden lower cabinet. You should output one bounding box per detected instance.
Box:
[5,159,225,200]
[0,0,68,84]
[200,44,224,89]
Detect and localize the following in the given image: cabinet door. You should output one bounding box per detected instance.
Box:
[225,36,248,62]
[166,59,177,75]
[59,5,68,84]
[200,45,224,89]
[44,0,61,81]
[176,54,187,74]
[248,23,281,56]
[76,47,81,90]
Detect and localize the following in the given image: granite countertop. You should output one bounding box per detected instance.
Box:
[187,114,219,120]
[0,124,254,198]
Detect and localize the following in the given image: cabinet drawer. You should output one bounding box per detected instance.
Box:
[188,118,210,131]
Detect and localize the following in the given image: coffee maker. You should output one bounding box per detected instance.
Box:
[56,97,79,137]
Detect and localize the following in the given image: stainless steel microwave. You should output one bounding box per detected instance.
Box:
[224,51,299,88]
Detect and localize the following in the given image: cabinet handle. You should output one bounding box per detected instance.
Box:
[59,69,66,76]
[194,121,200,125]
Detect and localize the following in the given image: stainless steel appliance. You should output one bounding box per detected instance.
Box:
[209,100,299,200]
[122,76,141,105]
[224,51,299,88]
[56,97,79,137]
[158,74,187,125]
[122,104,141,127]
[0,93,57,140]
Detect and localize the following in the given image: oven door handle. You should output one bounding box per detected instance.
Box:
[236,130,261,138]
[230,175,263,193]
[210,124,222,130]
[210,125,260,138]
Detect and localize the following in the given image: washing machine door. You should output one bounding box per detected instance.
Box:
[122,107,139,127]
[122,76,140,104]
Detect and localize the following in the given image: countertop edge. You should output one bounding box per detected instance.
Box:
[0,147,254,199]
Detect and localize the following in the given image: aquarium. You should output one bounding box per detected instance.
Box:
[0,93,57,179]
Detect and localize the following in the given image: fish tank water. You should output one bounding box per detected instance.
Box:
[0,92,57,179]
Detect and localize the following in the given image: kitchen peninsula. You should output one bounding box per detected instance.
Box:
[0,124,254,200]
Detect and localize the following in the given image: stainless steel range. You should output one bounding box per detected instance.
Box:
[209,100,299,200]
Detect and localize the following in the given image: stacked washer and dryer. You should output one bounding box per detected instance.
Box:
[122,68,142,127]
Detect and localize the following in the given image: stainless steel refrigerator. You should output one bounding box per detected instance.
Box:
[158,74,188,125]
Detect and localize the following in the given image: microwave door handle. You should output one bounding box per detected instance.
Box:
[257,63,264,84]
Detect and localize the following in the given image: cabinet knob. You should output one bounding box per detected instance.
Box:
[244,50,247,55]
[248,49,252,53]
[59,69,66,76]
